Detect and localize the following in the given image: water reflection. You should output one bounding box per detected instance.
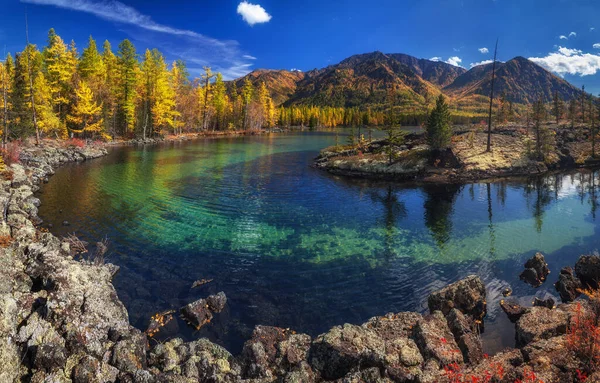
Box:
[35,133,600,354]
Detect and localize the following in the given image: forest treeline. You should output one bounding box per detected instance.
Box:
[0,29,390,143]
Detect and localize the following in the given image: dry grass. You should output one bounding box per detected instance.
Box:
[452,132,532,172]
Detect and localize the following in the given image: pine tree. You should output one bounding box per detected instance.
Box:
[242,78,254,130]
[101,41,119,137]
[568,99,577,129]
[212,73,227,130]
[67,80,104,138]
[426,95,452,151]
[532,98,548,160]
[117,39,138,135]
[552,91,563,124]
[79,36,105,96]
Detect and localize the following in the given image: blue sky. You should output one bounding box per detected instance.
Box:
[2,0,600,93]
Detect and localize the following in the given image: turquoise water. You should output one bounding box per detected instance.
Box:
[37,131,600,353]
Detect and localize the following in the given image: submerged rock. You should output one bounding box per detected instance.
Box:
[519,252,550,287]
[428,275,487,320]
[533,297,555,309]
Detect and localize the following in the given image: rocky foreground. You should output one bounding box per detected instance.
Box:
[315,125,600,183]
[1,141,599,382]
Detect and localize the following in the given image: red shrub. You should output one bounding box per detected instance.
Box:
[567,300,600,373]
[66,138,86,148]
[1,141,22,165]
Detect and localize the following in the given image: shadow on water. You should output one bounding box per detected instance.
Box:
[36,133,600,354]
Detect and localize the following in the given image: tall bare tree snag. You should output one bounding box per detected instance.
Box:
[2,47,8,145]
[25,10,40,144]
[486,39,498,152]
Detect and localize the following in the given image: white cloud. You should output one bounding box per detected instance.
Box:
[478,47,489,54]
[558,46,583,56]
[430,57,442,62]
[243,54,257,60]
[237,1,272,26]
[446,56,463,67]
[593,43,600,49]
[469,59,493,68]
[529,46,600,76]
[290,68,302,72]
[569,31,577,37]
[591,27,596,32]
[559,35,568,40]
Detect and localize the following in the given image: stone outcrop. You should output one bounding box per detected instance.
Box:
[555,266,582,302]
[427,275,487,320]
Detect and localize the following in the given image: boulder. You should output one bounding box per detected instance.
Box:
[533,297,555,309]
[519,252,550,287]
[412,311,463,365]
[554,267,582,302]
[180,292,227,330]
[500,300,529,323]
[446,308,483,364]
[575,254,600,288]
[515,306,569,346]
[309,323,386,380]
[111,331,148,373]
[428,275,487,320]
[240,326,311,380]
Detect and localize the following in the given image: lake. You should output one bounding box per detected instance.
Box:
[37,131,600,354]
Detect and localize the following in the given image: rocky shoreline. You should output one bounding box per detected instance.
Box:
[1,141,599,382]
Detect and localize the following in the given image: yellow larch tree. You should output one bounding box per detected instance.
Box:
[67,81,104,138]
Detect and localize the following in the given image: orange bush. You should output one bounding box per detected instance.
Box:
[567,300,600,373]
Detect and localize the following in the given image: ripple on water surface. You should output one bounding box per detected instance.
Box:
[37,132,600,354]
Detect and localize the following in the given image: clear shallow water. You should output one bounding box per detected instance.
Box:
[37,131,600,354]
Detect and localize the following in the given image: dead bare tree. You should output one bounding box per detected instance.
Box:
[486,39,499,152]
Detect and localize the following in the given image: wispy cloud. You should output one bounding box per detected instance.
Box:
[529,46,600,76]
[591,27,596,32]
[559,35,568,40]
[470,59,493,68]
[430,57,442,62]
[21,0,256,80]
[569,31,577,37]
[478,47,489,54]
[237,1,272,26]
[243,54,257,60]
[594,43,600,49]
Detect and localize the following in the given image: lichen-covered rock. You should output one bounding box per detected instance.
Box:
[500,299,529,323]
[334,367,393,383]
[575,254,600,288]
[533,297,555,309]
[428,275,487,320]
[519,252,550,287]
[446,308,483,364]
[459,349,524,382]
[206,291,227,312]
[240,326,311,380]
[413,311,463,365]
[72,355,119,383]
[111,330,148,373]
[516,306,569,346]
[555,266,582,303]
[309,323,386,380]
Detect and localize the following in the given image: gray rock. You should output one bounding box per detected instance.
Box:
[516,306,569,346]
[412,311,463,365]
[555,266,582,302]
[575,254,600,288]
[519,252,550,287]
[428,275,487,320]
[309,323,386,380]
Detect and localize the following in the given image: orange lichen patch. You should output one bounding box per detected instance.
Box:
[0,235,13,248]
[145,310,175,337]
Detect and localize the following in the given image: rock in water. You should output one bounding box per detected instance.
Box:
[500,300,529,323]
[519,252,550,287]
[555,266,582,302]
[533,297,555,309]
[180,292,227,330]
[575,254,600,289]
[428,275,487,320]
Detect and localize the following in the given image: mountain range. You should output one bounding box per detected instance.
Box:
[233,51,583,116]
